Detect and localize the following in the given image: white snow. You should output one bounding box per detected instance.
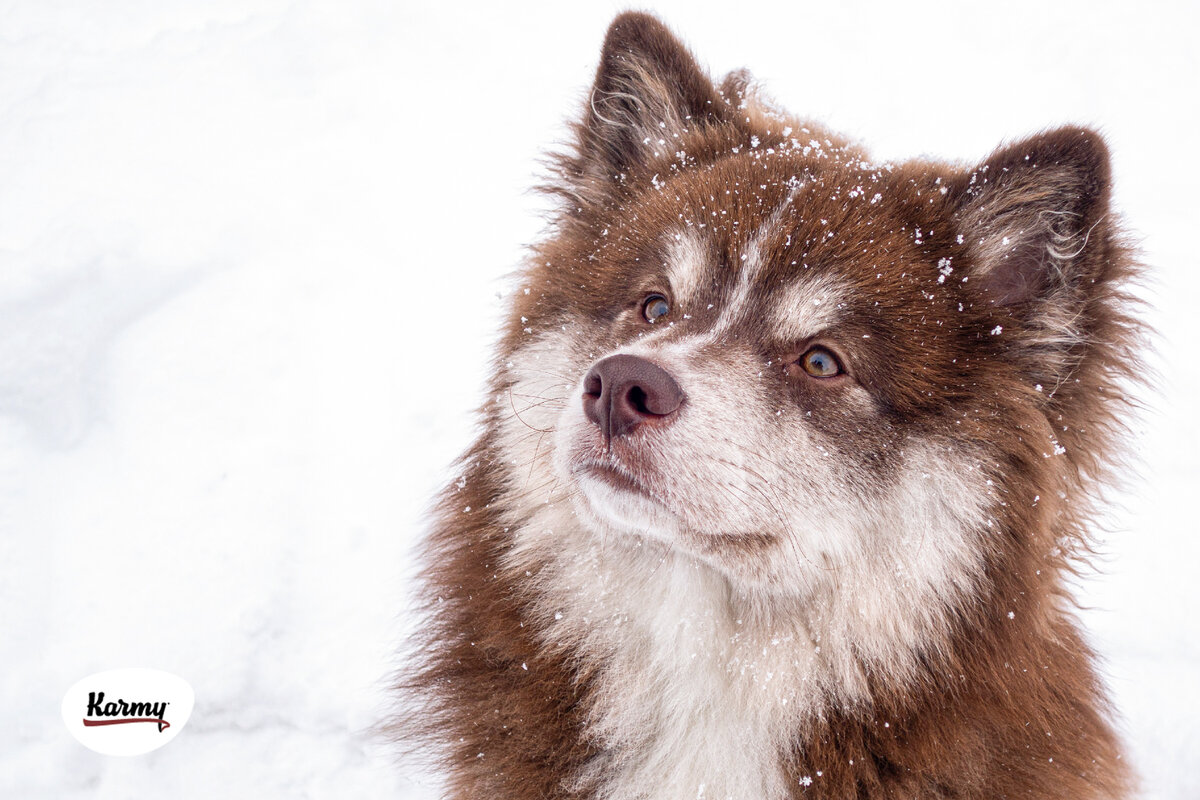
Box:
[0,1,1196,799]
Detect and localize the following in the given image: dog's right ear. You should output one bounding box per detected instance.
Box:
[567,13,728,200]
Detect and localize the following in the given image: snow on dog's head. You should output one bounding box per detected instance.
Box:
[492,14,1135,616]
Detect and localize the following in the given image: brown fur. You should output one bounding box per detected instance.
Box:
[394,12,1143,799]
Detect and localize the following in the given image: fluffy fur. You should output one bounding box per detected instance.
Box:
[395,12,1143,800]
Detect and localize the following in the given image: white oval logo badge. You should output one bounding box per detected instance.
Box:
[62,668,194,756]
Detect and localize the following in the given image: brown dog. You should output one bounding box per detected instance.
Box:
[399,12,1141,799]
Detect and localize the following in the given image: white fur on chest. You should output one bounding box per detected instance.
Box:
[516,516,829,800]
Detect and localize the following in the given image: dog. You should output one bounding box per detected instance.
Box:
[399,12,1142,799]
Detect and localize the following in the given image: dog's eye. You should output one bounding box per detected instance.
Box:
[642,294,670,323]
[800,346,842,378]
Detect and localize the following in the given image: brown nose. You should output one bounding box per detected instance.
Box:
[582,354,684,441]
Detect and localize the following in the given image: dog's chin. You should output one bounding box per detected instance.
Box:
[571,466,683,542]
[571,468,792,592]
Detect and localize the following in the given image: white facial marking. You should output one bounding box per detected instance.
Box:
[768,275,846,344]
[664,230,711,308]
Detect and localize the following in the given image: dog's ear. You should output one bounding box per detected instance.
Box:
[952,127,1112,309]
[572,13,726,192]
[949,127,1135,398]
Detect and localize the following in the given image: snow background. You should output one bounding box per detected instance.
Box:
[2,1,1196,797]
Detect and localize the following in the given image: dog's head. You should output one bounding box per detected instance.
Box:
[493,13,1138,600]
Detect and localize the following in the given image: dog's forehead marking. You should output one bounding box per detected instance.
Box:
[684,187,845,343]
[716,191,796,331]
[649,184,849,360]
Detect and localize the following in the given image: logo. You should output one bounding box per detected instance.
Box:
[84,691,170,732]
[62,668,194,756]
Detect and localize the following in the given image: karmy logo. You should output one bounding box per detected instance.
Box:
[62,668,194,756]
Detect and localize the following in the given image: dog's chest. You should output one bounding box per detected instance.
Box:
[531,539,832,800]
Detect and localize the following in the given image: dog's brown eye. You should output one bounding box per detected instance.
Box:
[642,294,670,323]
[800,346,842,378]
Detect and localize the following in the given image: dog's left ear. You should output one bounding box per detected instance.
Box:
[572,13,728,192]
[952,126,1112,310]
